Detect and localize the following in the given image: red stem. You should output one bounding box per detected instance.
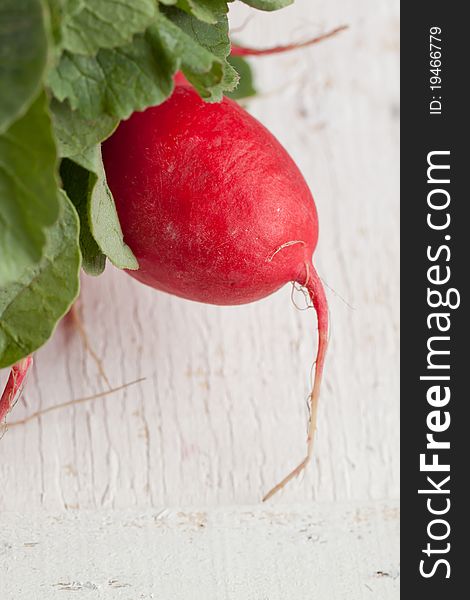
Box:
[231,25,348,57]
[0,356,33,426]
[263,263,329,501]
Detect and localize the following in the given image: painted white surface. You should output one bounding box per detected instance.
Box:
[0,501,399,599]
[0,0,399,510]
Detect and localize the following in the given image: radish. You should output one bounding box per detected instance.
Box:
[102,84,328,500]
[0,356,33,431]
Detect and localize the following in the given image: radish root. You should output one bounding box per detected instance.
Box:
[0,356,33,435]
[267,240,306,262]
[69,303,112,389]
[7,377,145,428]
[231,25,348,57]
[263,263,329,501]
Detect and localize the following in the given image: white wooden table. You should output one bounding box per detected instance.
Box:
[1,501,399,599]
[0,0,399,596]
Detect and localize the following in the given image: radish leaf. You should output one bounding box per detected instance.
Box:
[85,146,139,271]
[241,0,293,11]
[157,11,233,101]
[60,158,107,275]
[173,0,228,24]
[48,6,237,118]
[226,55,256,100]
[61,147,138,272]
[0,0,49,133]
[50,97,118,159]
[60,0,157,56]
[164,6,238,100]
[0,192,81,369]
[0,93,59,288]
[48,26,177,119]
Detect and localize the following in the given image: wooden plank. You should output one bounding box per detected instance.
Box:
[0,501,399,599]
[0,0,399,509]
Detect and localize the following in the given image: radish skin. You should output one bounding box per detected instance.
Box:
[0,356,33,427]
[103,85,329,498]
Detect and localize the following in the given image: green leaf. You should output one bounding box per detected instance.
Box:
[45,0,65,47]
[0,192,81,368]
[156,11,229,100]
[174,0,228,24]
[48,7,236,118]
[61,147,138,272]
[50,97,118,159]
[60,158,106,275]
[0,0,49,132]
[164,6,238,101]
[240,0,293,10]
[48,26,177,119]
[60,0,157,56]
[86,147,138,271]
[0,93,59,288]
[226,55,256,100]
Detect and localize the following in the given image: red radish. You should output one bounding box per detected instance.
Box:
[0,356,33,429]
[102,84,328,500]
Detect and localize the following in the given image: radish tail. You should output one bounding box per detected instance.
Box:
[69,303,112,389]
[231,25,347,57]
[263,264,329,501]
[0,356,33,430]
[7,377,145,428]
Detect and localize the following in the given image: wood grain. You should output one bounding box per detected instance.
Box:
[0,501,399,599]
[0,0,399,509]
